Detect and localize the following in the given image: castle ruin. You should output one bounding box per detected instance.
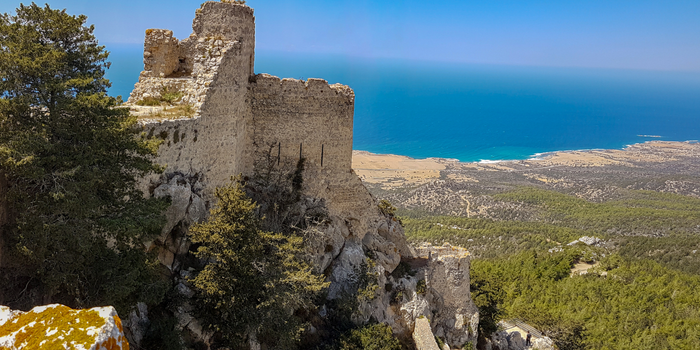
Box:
[127,2,371,224]
[125,2,479,348]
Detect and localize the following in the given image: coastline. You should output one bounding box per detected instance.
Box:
[352,140,700,189]
[356,140,699,165]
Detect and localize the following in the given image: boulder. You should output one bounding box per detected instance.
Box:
[508,331,525,349]
[362,232,401,272]
[533,336,556,349]
[0,304,129,349]
[124,302,149,347]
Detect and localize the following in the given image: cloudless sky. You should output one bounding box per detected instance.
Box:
[2,0,700,71]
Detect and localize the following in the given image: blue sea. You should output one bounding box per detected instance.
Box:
[107,45,700,162]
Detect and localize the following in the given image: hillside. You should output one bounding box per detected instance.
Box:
[356,141,700,349]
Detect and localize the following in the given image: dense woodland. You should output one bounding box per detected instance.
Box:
[401,187,700,349]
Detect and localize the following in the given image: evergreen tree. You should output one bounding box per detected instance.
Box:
[0,4,167,311]
[189,177,328,348]
[337,323,402,350]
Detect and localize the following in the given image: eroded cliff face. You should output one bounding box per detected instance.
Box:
[124,2,478,349]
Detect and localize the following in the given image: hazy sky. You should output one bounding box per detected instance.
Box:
[2,0,700,71]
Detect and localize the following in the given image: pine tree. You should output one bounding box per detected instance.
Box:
[189,177,328,348]
[0,4,168,311]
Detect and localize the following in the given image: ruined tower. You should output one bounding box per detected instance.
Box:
[127,1,369,229]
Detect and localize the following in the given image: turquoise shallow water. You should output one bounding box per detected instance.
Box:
[106,45,700,162]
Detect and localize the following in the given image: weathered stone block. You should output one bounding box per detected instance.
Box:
[0,304,129,349]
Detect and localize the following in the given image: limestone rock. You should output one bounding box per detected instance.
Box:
[413,317,441,350]
[362,232,400,272]
[123,302,149,347]
[377,218,414,258]
[0,304,128,349]
[491,320,556,350]
[568,236,602,246]
[186,193,207,224]
[414,243,479,347]
[327,240,366,299]
[491,330,511,350]
[533,336,556,349]
[508,331,525,349]
[154,175,192,239]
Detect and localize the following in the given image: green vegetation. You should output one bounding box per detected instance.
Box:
[136,96,162,106]
[495,187,700,236]
[0,3,167,312]
[378,199,397,217]
[160,87,183,104]
[401,186,700,348]
[188,177,328,349]
[136,86,184,106]
[336,323,402,350]
[416,279,427,295]
[471,251,700,349]
[435,336,446,349]
[401,187,700,273]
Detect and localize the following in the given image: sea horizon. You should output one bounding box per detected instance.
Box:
[106,44,700,163]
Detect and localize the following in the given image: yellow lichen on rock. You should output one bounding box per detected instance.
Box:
[0,304,128,350]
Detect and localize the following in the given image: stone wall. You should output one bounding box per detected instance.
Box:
[130,1,256,202]
[129,1,364,217]
[143,29,181,78]
[249,74,354,173]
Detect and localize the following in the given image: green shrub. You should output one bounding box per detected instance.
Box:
[378,199,397,217]
[416,279,427,295]
[160,88,183,104]
[338,324,401,350]
[136,96,161,106]
[435,336,446,349]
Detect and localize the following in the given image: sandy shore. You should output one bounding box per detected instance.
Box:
[352,141,700,189]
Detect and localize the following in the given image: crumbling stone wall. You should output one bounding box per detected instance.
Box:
[143,29,181,78]
[130,1,256,197]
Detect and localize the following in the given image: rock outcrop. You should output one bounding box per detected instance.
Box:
[0,304,128,349]
[486,320,556,350]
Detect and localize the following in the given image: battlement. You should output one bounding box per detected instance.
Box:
[251,74,355,101]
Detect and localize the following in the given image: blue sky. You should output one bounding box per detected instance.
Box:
[2,0,700,71]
